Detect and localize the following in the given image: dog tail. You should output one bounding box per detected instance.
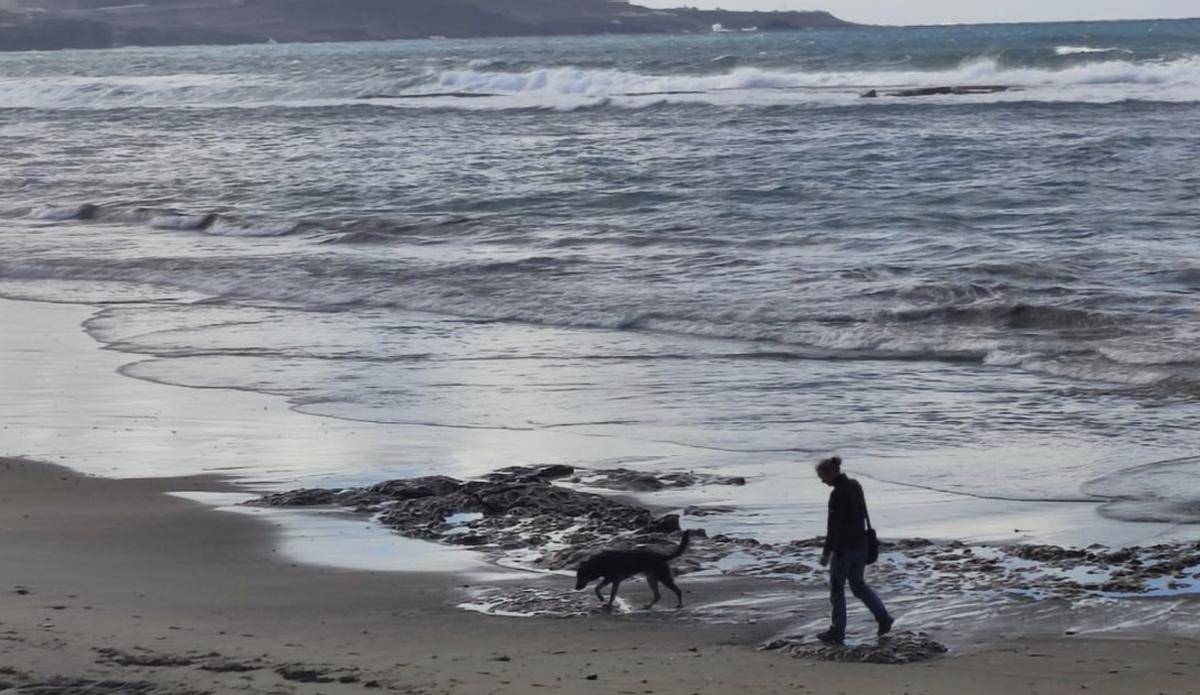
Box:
[666,529,692,560]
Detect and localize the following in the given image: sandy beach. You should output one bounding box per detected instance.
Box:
[0,456,1195,694]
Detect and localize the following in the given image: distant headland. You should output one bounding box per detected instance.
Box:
[0,0,856,52]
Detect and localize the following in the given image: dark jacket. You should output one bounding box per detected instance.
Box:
[823,474,869,555]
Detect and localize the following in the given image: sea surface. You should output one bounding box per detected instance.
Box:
[3,19,1200,554]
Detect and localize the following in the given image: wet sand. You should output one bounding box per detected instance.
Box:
[0,457,1198,695]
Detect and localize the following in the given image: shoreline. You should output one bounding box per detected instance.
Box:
[2,456,1199,695]
[2,291,1197,553]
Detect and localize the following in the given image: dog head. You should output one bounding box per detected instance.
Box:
[575,558,599,590]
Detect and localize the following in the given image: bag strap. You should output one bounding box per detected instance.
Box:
[860,483,873,531]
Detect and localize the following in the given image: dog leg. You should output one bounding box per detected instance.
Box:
[607,580,621,609]
[644,575,662,610]
[661,573,683,608]
[594,579,610,604]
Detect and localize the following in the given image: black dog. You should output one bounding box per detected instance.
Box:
[574,531,691,609]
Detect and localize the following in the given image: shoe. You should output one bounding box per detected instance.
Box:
[816,628,844,645]
[877,616,895,637]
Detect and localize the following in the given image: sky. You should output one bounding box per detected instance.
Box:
[635,0,1199,26]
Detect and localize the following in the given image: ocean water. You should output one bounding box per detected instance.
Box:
[3,19,1200,548]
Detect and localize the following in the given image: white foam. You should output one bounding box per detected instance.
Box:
[421,56,1200,104]
[204,219,300,237]
[6,56,1200,112]
[1055,46,1132,55]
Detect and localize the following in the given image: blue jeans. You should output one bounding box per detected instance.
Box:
[829,547,889,634]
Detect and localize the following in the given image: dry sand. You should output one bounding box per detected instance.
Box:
[0,457,1198,694]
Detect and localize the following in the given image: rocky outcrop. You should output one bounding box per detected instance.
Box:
[860,85,1018,98]
[250,465,690,566]
[251,466,1200,599]
[761,631,949,664]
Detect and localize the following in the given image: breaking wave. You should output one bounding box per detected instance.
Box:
[1054,45,1133,55]
[5,55,1200,111]
[430,57,1200,95]
[15,201,302,238]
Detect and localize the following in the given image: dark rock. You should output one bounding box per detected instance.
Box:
[274,664,334,683]
[95,648,194,667]
[252,487,341,507]
[368,476,462,500]
[643,514,681,534]
[761,630,948,664]
[573,469,664,492]
[198,660,261,672]
[862,85,1018,98]
[252,475,462,509]
[488,464,575,481]
[682,505,737,517]
[1002,544,1087,563]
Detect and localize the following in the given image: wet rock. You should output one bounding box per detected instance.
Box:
[682,505,737,517]
[1098,548,1136,563]
[761,631,949,664]
[861,85,1016,98]
[570,468,746,492]
[366,476,462,500]
[252,487,342,507]
[1003,544,1087,562]
[252,475,463,510]
[887,538,933,550]
[643,514,681,534]
[487,464,575,482]
[95,648,194,667]
[1100,578,1145,593]
[785,537,826,550]
[274,664,337,683]
[198,659,262,672]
